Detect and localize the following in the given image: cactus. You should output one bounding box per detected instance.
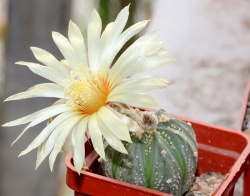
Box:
[101,108,198,196]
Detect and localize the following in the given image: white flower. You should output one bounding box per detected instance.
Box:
[3,6,173,174]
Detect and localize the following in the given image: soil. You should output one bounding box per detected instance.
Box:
[185,172,225,196]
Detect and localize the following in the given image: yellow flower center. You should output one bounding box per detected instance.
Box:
[64,66,110,114]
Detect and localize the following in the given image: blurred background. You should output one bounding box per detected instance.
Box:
[0,0,249,195]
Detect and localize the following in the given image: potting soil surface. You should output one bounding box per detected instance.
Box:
[186,172,225,196]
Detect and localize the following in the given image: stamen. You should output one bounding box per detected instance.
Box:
[64,66,110,114]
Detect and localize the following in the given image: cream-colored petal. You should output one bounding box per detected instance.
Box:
[3,104,70,127]
[109,30,163,76]
[52,31,79,69]
[36,139,48,169]
[60,59,72,71]
[30,47,69,77]
[72,116,89,173]
[11,105,74,146]
[107,106,143,133]
[116,41,164,67]
[110,56,174,89]
[4,83,64,101]
[97,106,131,143]
[100,20,149,75]
[120,57,174,82]
[88,113,105,160]
[35,115,82,169]
[19,111,80,157]
[87,9,101,71]
[68,21,88,67]
[52,99,67,105]
[99,5,129,73]
[96,115,127,154]
[99,22,113,59]
[16,61,67,86]
[110,75,170,96]
[132,30,163,46]
[108,93,159,108]
[49,115,83,171]
[119,20,149,43]
[108,41,165,85]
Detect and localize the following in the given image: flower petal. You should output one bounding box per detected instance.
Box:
[35,115,82,169]
[99,5,129,72]
[109,30,163,76]
[119,20,149,44]
[132,30,163,46]
[19,111,80,157]
[52,32,79,69]
[109,43,164,85]
[87,9,102,70]
[49,115,83,171]
[60,59,72,70]
[101,20,149,74]
[53,99,67,105]
[4,83,64,101]
[11,105,74,146]
[15,61,67,86]
[107,106,143,133]
[88,113,105,160]
[99,22,113,59]
[100,20,148,73]
[97,106,131,143]
[108,93,159,108]
[36,139,48,169]
[30,47,69,77]
[68,21,88,67]
[109,56,174,88]
[96,115,127,154]
[3,104,70,127]
[110,75,170,96]
[72,116,89,173]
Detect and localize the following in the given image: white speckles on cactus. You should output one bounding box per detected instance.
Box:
[127,162,133,168]
[161,149,167,157]
[101,110,198,196]
[187,122,192,126]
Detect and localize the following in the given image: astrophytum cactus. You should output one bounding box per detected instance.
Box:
[101,108,198,196]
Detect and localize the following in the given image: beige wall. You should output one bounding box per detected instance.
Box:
[147,0,250,130]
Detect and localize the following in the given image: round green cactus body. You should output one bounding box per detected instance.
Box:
[101,110,198,196]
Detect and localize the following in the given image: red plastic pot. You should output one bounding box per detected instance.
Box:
[65,117,250,196]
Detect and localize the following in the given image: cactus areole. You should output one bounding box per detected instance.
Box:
[101,109,198,196]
